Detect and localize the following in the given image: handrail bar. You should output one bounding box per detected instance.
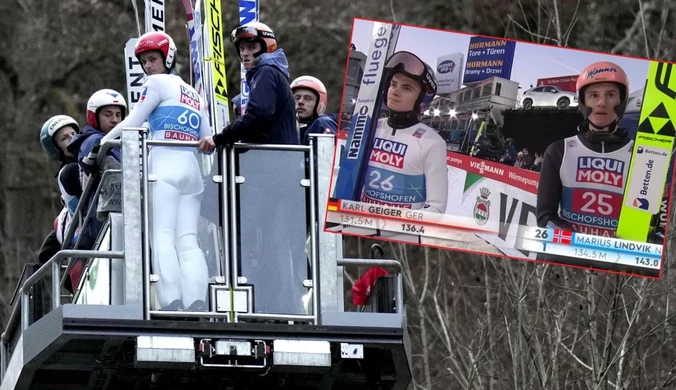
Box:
[145,139,199,147]
[60,137,122,253]
[60,169,121,288]
[308,138,320,323]
[143,138,312,153]
[96,139,121,166]
[59,169,100,252]
[1,250,124,343]
[233,142,310,152]
[337,258,402,271]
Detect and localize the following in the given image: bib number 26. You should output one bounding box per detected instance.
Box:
[368,171,395,191]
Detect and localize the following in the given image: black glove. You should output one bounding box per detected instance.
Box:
[213,128,239,147]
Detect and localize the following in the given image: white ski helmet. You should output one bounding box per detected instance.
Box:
[290,76,328,116]
[86,89,127,129]
[40,115,80,161]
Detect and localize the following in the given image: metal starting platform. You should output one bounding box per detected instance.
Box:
[1,130,411,390]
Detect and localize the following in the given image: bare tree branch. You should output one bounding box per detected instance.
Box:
[610,6,646,54]
[389,0,397,23]
[637,0,651,58]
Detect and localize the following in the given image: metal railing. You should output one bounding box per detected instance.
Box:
[227,141,320,325]
[59,168,120,288]
[59,139,121,252]
[0,250,124,349]
[0,249,120,382]
[138,133,227,320]
[58,139,122,294]
[1,138,126,382]
[1,129,409,383]
[135,135,321,324]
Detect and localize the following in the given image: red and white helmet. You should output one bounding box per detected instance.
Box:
[576,61,630,119]
[231,22,278,57]
[135,31,177,73]
[86,89,127,129]
[291,76,328,116]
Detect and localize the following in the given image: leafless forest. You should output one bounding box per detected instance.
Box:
[1,0,676,389]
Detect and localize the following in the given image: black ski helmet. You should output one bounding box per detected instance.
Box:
[382,51,437,114]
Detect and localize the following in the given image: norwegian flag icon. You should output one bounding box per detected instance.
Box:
[552,229,572,244]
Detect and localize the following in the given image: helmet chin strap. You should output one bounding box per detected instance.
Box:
[387,110,419,131]
[587,118,617,132]
[583,119,627,143]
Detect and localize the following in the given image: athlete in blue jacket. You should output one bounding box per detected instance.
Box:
[68,89,126,175]
[66,89,127,252]
[231,94,242,119]
[198,22,299,152]
[290,75,337,145]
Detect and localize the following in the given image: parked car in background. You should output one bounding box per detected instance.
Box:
[520,85,578,110]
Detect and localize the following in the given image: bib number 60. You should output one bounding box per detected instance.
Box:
[178,110,200,129]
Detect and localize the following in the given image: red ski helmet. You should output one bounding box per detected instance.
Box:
[135,31,177,73]
[576,61,630,120]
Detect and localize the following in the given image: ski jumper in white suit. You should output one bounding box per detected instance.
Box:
[102,73,212,311]
[361,118,449,213]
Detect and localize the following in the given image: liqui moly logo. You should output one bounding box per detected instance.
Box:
[576,157,625,187]
[179,85,200,110]
[369,138,408,168]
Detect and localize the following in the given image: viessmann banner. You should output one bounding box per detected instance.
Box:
[462,36,516,84]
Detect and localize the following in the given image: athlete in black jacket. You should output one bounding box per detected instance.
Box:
[537,61,632,237]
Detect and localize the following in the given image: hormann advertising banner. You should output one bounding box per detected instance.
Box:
[462,36,516,84]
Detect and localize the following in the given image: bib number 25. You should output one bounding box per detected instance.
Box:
[580,192,613,216]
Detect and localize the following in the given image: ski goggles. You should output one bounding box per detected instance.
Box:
[231,26,275,44]
[385,51,437,91]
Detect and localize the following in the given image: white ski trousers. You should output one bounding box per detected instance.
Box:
[149,147,209,310]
